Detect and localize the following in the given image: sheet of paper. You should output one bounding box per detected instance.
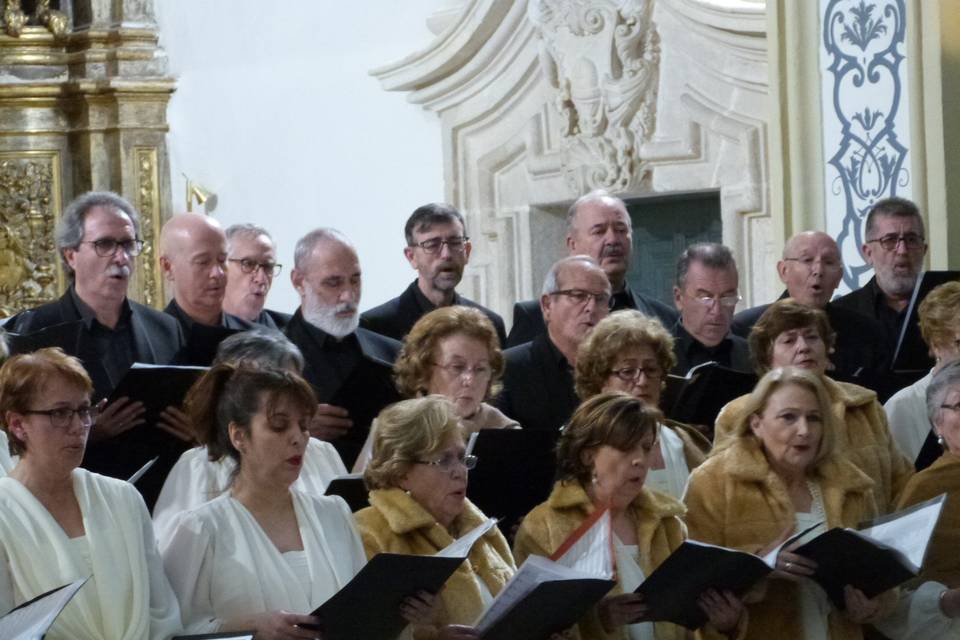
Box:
[436,517,498,558]
[127,456,158,484]
[553,509,613,579]
[0,577,88,639]
[859,494,946,571]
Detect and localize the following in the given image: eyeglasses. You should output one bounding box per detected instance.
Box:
[550,289,613,308]
[688,293,741,309]
[228,258,282,277]
[940,402,960,413]
[610,366,662,382]
[432,362,492,380]
[414,453,478,471]
[781,256,842,270]
[82,238,144,257]
[410,236,469,254]
[24,406,97,428]
[866,233,925,252]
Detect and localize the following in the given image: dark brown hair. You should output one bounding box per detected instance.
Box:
[747,299,836,375]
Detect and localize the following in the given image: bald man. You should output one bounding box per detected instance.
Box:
[732,230,891,392]
[159,213,254,356]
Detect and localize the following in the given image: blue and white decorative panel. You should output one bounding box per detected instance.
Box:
[820,0,912,293]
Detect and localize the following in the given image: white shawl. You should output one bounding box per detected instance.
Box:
[0,469,182,640]
[0,431,14,476]
[162,490,365,634]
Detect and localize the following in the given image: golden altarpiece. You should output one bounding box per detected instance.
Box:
[0,0,173,316]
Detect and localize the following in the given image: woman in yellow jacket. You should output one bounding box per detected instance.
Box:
[685,367,894,640]
[515,392,744,640]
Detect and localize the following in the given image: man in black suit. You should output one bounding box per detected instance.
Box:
[833,197,930,375]
[732,231,890,391]
[7,191,186,500]
[496,255,611,432]
[671,243,750,374]
[506,190,676,347]
[361,203,506,344]
[285,228,402,467]
[223,223,291,330]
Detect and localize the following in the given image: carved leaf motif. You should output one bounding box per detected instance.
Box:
[840,1,887,52]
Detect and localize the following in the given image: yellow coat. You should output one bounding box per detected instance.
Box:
[895,451,960,588]
[513,480,689,640]
[354,488,515,639]
[684,438,888,640]
[714,377,913,513]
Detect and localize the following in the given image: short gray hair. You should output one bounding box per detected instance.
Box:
[225,223,273,255]
[927,360,960,428]
[55,191,141,274]
[293,228,352,272]
[542,255,602,296]
[675,242,737,289]
[213,328,305,373]
[566,189,626,230]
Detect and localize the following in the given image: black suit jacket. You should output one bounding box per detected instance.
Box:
[285,309,402,467]
[361,280,507,345]
[506,285,678,348]
[255,308,292,331]
[494,333,579,433]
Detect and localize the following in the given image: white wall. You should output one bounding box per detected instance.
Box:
[155,2,445,314]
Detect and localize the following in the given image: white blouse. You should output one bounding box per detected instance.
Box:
[795,482,830,640]
[613,537,655,640]
[884,370,933,463]
[873,581,960,639]
[645,425,691,501]
[152,437,346,540]
[0,431,15,476]
[162,489,366,634]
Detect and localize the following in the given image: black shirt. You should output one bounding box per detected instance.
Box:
[671,320,751,375]
[298,320,363,383]
[69,286,136,391]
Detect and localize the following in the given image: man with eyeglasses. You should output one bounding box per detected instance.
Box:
[671,243,750,374]
[834,197,932,375]
[505,190,677,347]
[731,231,890,392]
[4,191,185,486]
[496,255,611,432]
[361,203,507,345]
[222,223,291,329]
[286,228,402,467]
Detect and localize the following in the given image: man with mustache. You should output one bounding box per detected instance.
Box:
[222,223,290,329]
[5,191,184,490]
[496,255,611,432]
[834,197,931,375]
[731,231,890,393]
[285,228,402,467]
[506,190,677,347]
[361,202,507,344]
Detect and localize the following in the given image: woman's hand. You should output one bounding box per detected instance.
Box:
[774,541,817,582]
[91,397,144,441]
[598,593,649,632]
[843,585,881,623]
[436,624,480,639]
[400,590,439,627]
[248,609,323,639]
[697,588,744,635]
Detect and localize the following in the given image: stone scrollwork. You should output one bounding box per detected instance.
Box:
[0,153,62,316]
[528,0,660,192]
[823,0,908,289]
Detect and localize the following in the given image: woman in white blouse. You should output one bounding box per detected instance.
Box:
[0,348,181,640]
[162,363,430,639]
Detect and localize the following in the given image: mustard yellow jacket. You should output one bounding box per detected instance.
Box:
[354,488,515,639]
[714,377,913,513]
[684,438,891,640]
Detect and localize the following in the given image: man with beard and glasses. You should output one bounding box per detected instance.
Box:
[506,190,677,347]
[361,203,507,344]
[4,191,185,495]
[834,197,931,376]
[285,228,402,467]
[222,223,291,329]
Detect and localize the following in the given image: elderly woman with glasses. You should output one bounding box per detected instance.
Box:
[355,396,517,639]
[714,299,913,513]
[574,310,710,499]
[0,348,181,639]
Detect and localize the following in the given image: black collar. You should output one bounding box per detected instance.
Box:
[68,285,132,330]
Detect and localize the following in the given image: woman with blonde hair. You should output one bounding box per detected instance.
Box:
[686,367,893,640]
[575,310,709,499]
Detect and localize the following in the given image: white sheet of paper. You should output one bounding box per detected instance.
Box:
[553,510,614,579]
[436,517,498,558]
[858,494,946,572]
[0,577,88,640]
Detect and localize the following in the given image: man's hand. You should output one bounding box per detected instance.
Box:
[308,403,352,440]
[157,406,196,444]
[91,397,145,442]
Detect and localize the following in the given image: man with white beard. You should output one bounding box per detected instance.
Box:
[285,228,402,467]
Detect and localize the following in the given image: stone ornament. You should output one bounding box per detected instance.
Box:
[2,0,68,38]
[528,0,660,192]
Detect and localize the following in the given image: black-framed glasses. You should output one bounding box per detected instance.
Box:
[432,362,492,380]
[228,258,282,277]
[866,233,925,252]
[610,366,662,382]
[409,236,469,254]
[24,406,97,428]
[82,238,144,257]
[550,288,613,308]
[414,453,478,471]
